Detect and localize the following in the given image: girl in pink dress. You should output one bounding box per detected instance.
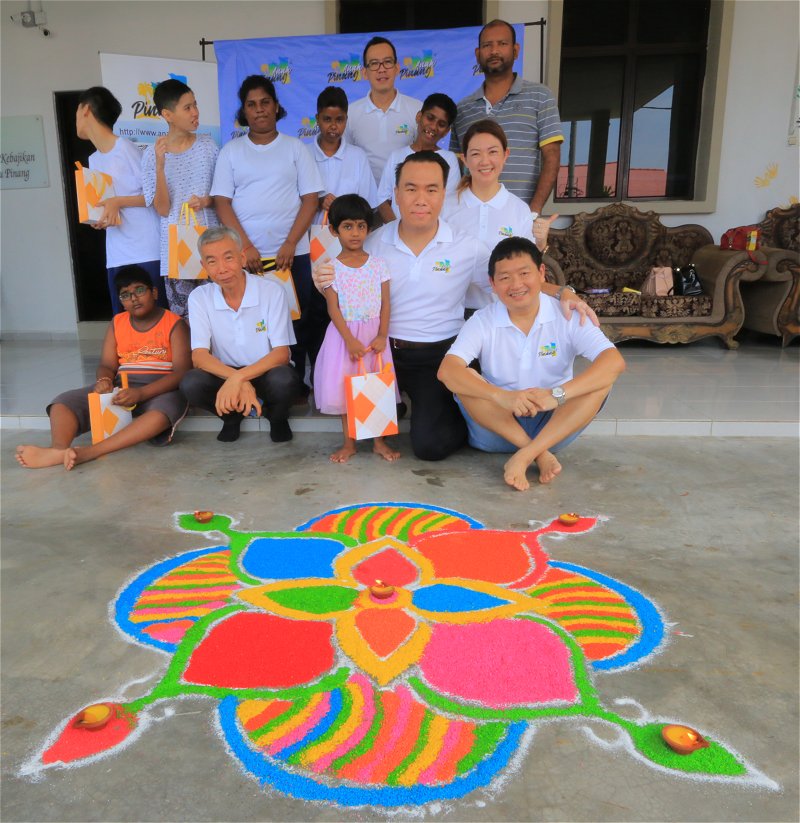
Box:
[313,194,400,463]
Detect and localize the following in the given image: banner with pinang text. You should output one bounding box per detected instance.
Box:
[100,53,220,148]
[213,24,524,146]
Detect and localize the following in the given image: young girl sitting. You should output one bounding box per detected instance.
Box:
[449,119,557,250]
[312,194,400,464]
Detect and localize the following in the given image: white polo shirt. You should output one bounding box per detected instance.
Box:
[308,137,378,224]
[211,133,323,257]
[377,145,462,219]
[447,296,615,390]
[188,274,296,368]
[344,91,423,183]
[364,219,492,342]
[448,185,536,248]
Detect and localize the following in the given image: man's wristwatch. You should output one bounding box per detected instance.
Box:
[551,386,567,406]
[555,284,577,301]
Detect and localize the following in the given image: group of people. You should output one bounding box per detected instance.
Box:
[15,20,626,490]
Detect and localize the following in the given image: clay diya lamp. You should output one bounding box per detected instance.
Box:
[75,703,114,730]
[369,579,395,600]
[194,511,214,524]
[661,724,710,754]
[559,512,580,526]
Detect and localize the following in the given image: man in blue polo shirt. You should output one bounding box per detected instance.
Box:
[449,19,564,216]
[438,237,625,491]
[181,226,302,443]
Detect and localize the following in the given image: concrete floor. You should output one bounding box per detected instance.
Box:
[1,430,798,822]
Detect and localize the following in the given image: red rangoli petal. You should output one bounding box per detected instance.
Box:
[183,613,335,689]
[42,704,137,765]
[411,530,548,586]
[352,548,420,587]
[355,607,417,658]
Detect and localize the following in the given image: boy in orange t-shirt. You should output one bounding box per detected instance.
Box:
[15,267,191,471]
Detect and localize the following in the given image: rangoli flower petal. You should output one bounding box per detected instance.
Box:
[337,611,432,686]
[351,547,420,587]
[411,529,550,588]
[241,535,347,580]
[237,579,359,619]
[182,612,336,689]
[418,619,579,708]
[220,673,526,804]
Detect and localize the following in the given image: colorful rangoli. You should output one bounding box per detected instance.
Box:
[24,503,775,806]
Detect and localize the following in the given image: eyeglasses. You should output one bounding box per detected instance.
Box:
[365,58,396,71]
[119,285,150,302]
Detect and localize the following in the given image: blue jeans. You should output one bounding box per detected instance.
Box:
[455,396,588,454]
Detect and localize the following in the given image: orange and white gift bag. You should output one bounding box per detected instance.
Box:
[263,266,301,321]
[74,161,116,226]
[345,355,399,441]
[167,203,209,280]
[309,214,341,266]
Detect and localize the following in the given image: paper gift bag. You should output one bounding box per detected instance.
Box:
[167,203,209,279]
[345,355,399,441]
[74,161,116,225]
[309,215,341,265]
[263,262,301,321]
[88,390,133,444]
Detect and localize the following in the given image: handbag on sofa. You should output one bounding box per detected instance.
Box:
[641,266,673,296]
[673,264,703,296]
[720,225,767,263]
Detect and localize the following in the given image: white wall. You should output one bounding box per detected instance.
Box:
[684,0,799,238]
[0,1,328,338]
[1,0,797,337]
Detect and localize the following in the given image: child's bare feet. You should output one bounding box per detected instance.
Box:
[504,451,533,491]
[535,450,562,484]
[63,447,88,471]
[15,444,67,469]
[373,438,400,462]
[330,442,357,463]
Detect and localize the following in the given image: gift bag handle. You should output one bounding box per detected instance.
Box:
[355,352,385,375]
[179,202,199,227]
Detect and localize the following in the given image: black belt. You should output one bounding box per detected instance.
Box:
[390,336,456,350]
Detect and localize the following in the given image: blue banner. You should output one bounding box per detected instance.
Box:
[213,24,524,146]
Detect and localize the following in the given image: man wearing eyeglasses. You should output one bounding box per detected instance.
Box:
[344,36,422,184]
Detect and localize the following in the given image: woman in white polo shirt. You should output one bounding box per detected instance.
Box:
[448,119,554,253]
[212,76,325,393]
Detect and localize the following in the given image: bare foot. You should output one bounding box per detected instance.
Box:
[504,451,533,491]
[535,450,562,484]
[330,442,357,463]
[63,447,89,471]
[373,438,400,462]
[15,444,67,469]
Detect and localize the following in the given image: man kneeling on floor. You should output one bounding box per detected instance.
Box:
[181,226,303,443]
[438,237,625,490]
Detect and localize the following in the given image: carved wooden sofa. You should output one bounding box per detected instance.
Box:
[543,203,766,348]
[735,204,799,346]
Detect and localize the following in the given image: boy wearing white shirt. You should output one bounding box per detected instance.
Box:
[439,237,625,491]
[376,93,461,224]
[345,36,422,183]
[309,86,378,223]
[76,87,163,314]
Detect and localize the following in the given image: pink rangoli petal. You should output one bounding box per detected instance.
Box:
[419,620,578,708]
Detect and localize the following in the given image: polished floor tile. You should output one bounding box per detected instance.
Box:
[2,333,797,436]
